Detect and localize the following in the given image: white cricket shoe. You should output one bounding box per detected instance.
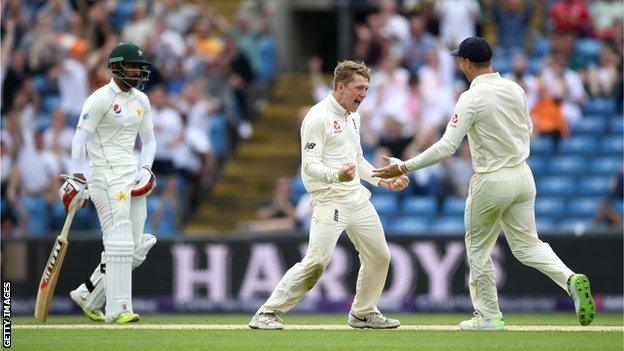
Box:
[348,312,400,329]
[70,290,105,322]
[248,312,284,330]
[459,313,505,331]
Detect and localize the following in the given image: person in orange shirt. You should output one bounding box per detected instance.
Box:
[530,79,569,150]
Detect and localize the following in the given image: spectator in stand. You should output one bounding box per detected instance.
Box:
[43,109,74,170]
[2,48,30,113]
[590,0,624,39]
[122,1,155,47]
[443,141,472,197]
[252,176,297,232]
[295,192,312,232]
[584,45,620,98]
[154,0,199,34]
[435,0,480,48]
[503,54,538,109]
[549,0,592,36]
[150,86,184,231]
[355,14,388,67]
[224,36,256,139]
[400,15,437,74]
[37,0,73,33]
[174,81,217,191]
[19,11,59,74]
[378,0,410,45]
[417,48,455,137]
[590,168,623,230]
[254,18,277,105]
[493,0,534,56]
[308,56,330,103]
[540,52,586,125]
[6,128,61,234]
[57,47,89,121]
[0,137,19,235]
[530,79,570,150]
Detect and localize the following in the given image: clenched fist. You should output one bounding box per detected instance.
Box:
[338,163,357,182]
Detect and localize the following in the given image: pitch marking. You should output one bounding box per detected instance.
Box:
[13,324,624,332]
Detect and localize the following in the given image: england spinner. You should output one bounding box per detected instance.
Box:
[59,42,157,323]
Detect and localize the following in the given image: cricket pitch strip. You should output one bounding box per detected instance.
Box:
[14,324,624,332]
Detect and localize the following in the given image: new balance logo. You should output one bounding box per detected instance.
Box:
[334,209,339,222]
[304,142,316,150]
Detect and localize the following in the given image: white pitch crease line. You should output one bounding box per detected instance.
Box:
[13,324,624,332]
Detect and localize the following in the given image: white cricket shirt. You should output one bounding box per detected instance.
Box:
[77,79,152,171]
[300,93,380,206]
[405,72,532,174]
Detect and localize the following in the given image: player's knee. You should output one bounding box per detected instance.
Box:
[132,233,157,268]
[104,220,134,256]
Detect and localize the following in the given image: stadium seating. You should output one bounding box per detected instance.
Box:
[558,137,598,154]
[401,196,437,216]
[22,196,49,236]
[371,195,398,216]
[547,156,586,175]
[537,176,576,196]
[387,217,429,235]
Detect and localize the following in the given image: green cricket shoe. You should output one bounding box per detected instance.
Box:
[459,314,505,331]
[113,312,140,323]
[69,290,105,322]
[568,273,596,326]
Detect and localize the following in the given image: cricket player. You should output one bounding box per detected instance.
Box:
[373,37,596,331]
[249,60,410,330]
[59,42,157,323]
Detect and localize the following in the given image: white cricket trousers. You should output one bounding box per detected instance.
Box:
[89,167,147,242]
[260,199,391,316]
[465,161,575,319]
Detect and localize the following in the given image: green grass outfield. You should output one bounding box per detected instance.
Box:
[10,313,624,351]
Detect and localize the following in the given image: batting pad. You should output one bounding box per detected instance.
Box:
[75,234,157,311]
[104,220,134,321]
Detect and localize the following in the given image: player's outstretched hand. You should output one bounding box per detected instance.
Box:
[386,174,410,192]
[373,155,408,179]
[338,163,357,182]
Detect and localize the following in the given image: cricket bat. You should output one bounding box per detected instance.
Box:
[34,201,78,322]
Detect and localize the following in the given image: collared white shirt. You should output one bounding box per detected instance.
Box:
[300,93,379,206]
[77,79,152,171]
[405,72,533,174]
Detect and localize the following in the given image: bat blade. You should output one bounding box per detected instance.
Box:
[34,236,69,322]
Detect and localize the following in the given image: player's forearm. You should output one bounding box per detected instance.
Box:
[303,158,341,184]
[356,153,381,186]
[70,128,90,175]
[404,138,457,172]
[139,129,156,168]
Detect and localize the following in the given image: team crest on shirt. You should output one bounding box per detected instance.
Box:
[451,113,460,126]
[113,103,122,115]
[333,120,342,133]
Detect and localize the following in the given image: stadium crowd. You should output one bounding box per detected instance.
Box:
[261,0,623,234]
[0,0,276,236]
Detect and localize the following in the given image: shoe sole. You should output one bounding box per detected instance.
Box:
[248,324,283,330]
[114,315,140,323]
[348,323,401,329]
[571,274,596,326]
[459,324,505,331]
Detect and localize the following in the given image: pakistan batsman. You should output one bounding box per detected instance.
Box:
[59,42,157,323]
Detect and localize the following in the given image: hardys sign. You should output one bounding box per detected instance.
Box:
[2,235,622,314]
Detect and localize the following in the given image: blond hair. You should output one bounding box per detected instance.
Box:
[332,60,371,90]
